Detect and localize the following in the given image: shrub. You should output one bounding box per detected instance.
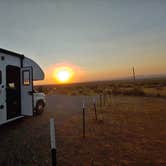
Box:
[123,87,145,96]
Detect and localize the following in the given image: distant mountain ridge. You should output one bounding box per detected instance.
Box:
[117,74,166,81]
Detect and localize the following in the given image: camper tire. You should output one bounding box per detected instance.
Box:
[36,100,45,115]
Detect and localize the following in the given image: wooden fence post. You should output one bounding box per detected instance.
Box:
[82,102,85,138]
[100,94,102,108]
[93,98,98,120]
[103,94,106,106]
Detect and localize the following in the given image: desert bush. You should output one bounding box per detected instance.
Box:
[111,86,145,96]
[35,86,49,94]
[70,91,78,96]
[156,93,161,97]
[111,86,122,95]
[123,87,145,96]
[93,86,103,94]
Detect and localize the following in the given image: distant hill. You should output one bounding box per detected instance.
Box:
[110,74,166,81]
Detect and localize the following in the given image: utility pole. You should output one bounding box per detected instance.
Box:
[132,66,136,81]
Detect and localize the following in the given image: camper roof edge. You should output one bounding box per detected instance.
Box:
[0,48,24,59]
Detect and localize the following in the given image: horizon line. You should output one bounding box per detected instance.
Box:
[35,73,166,86]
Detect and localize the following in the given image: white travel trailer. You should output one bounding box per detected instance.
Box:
[0,48,46,125]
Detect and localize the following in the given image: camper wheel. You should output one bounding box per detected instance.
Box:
[35,100,45,115]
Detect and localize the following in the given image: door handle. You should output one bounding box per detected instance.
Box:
[28,91,33,95]
[0,105,4,109]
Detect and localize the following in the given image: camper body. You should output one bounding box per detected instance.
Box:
[0,48,45,125]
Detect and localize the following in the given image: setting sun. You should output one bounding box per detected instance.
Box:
[53,65,74,84]
[57,70,70,83]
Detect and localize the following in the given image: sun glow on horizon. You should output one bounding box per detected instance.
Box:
[39,62,85,85]
[57,70,70,82]
[53,65,74,84]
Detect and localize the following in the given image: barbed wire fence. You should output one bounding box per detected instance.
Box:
[81,90,114,138]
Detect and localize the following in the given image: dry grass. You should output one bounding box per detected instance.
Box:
[35,77,166,98]
[55,96,166,165]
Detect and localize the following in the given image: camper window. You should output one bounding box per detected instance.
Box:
[0,70,1,84]
[23,70,30,86]
[8,83,15,89]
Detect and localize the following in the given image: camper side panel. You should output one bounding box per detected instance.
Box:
[0,53,21,124]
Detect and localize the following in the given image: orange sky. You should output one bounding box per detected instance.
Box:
[35,60,166,85]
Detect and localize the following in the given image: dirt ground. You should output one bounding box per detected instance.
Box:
[0,95,166,166]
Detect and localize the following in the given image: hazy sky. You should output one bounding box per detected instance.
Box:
[0,0,166,83]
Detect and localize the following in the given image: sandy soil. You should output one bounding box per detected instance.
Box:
[0,95,166,166]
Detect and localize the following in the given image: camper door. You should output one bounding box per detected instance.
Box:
[0,62,6,123]
[21,67,33,116]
